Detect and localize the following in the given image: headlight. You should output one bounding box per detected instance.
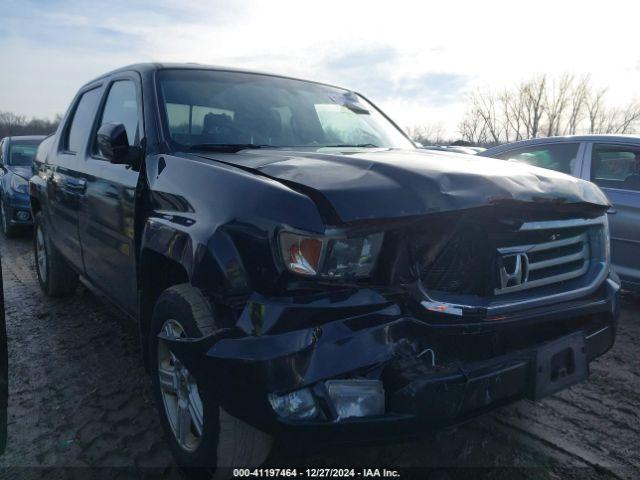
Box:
[10,175,28,194]
[279,231,384,279]
[268,388,318,420]
[325,379,385,419]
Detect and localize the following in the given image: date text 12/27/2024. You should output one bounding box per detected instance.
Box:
[232,469,401,478]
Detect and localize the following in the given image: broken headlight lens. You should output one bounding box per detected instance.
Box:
[279,232,384,278]
[268,388,318,420]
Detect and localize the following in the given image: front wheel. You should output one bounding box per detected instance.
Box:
[150,284,272,478]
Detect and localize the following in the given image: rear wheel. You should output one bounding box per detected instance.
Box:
[150,284,272,478]
[33,211,78,296]
[0,199,19,238]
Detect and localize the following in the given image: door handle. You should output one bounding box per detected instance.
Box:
[67,178,87,194]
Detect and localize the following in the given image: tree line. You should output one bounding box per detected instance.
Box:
[0,111,61,139]
[457,74,640,145]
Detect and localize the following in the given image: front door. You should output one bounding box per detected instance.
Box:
[78,75,142,314]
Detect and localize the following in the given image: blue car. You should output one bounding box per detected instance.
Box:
[0,135,45,237]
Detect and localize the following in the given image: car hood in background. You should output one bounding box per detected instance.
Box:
[6,166,32,181]
[193,148,610,223]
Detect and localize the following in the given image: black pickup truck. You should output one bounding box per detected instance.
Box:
[30,63,619,475]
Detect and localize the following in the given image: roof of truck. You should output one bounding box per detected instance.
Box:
[83,62,347,92]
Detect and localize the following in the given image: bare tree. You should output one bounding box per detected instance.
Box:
[0,112,26,135]
[466,90,502,143]
[406,122,446,145]
[457,73,640,144]
[564,75,589,135]
[611,102,640,134]
[544,74,573,137]
[501,89,525,142]
[0,111,60,138]
[521,75,546,138]
[586,87,608,134]
[458,111,489,145]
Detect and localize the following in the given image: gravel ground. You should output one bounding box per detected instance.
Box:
[0,233,638,479]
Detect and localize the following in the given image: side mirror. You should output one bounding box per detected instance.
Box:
[96,123,141,166]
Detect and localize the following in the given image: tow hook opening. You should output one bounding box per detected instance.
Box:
[549,348,577,382]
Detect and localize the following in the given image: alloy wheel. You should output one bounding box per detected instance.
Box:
[157,319,204,452]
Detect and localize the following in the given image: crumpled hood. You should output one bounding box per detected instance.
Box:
[7,166,32,181]
[194,148,610,223]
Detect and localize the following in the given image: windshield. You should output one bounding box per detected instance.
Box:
[8,140,40,166]
[157,69,414,151]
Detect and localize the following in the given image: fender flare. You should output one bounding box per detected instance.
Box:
[139,217,253,302]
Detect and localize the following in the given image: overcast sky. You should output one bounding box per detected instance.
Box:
[1,0,639,137]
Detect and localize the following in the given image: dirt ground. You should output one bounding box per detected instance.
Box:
[0,233,637,479]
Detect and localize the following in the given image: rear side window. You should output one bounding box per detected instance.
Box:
[65,88,101,153]
[495,143,580,174]
[97,80,140,147]
[591,144,640,192]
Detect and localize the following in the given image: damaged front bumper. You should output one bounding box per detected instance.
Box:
[160,274,619,445]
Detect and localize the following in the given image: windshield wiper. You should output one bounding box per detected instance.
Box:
[189,143,280,153]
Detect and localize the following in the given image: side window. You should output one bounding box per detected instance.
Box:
[97,80,140,148]
[591,144,640,192]
[496,143,580,174]
[0,140,4,164]
[65,88,101,153]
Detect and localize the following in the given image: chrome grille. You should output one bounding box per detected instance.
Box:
[494,231,590,295]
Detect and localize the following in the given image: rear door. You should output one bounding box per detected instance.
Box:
[48,86,103,271]
[584,142,640,289]
[78,73,142,314]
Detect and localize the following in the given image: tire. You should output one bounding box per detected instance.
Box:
[150,284,272,479]
[0,199,19,238]
[33,211,79,296]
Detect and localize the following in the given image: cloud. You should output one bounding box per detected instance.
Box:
[325,46,398,70]
[321,48,468,109]
[0,0,639,137]
[398,73,469,106]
